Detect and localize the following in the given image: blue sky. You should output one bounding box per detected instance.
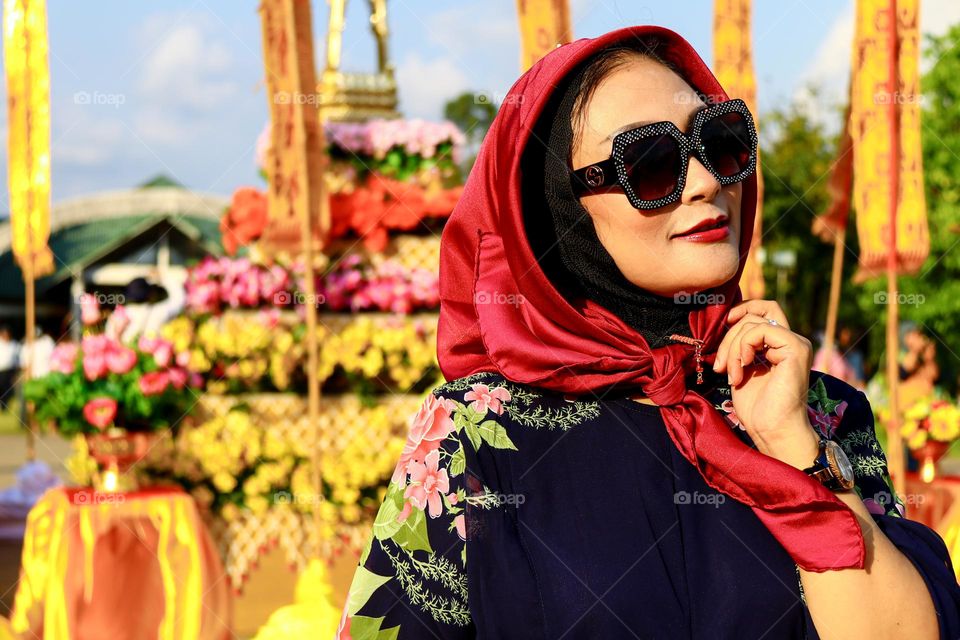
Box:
[1,0,958,211]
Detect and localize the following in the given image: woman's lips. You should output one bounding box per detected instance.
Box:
[673,220,731,243]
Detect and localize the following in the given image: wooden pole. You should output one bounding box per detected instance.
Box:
[885,0,905,498]
[823,226,846,355]
[23,252,35,462]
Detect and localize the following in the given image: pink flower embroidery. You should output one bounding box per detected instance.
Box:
[807,400,847,439]
[453,514,466,540]
[464,384,511,415]
[718,399,745,430]
[391,394,456,484]
[404,449,449,518]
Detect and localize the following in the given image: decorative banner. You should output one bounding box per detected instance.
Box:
[813,102,854,242]
[849,0,928,282]
[257,0,328,260]
[4,0,54,279]
[516,0,572,71]
[713,0,764,299]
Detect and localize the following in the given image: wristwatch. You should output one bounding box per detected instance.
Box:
[803,438,855,491]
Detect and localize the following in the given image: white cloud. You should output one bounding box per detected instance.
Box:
[133,14,239,143]
[395,53,470,119]
[797,0,960,126]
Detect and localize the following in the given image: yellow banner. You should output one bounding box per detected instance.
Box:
[4,0,54,279]
[713,0,764,298]
[850,0,928,281]
[516,0,572,71]
[258,0,328,260]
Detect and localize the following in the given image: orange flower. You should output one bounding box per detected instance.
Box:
[220,187,268,255]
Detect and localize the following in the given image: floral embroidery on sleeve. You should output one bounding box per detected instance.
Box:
[811,375,906,519]
[338,375,521,639]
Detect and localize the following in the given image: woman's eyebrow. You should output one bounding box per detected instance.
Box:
[603,104,709,142]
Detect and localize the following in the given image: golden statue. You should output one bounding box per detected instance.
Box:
[319,0,399,121]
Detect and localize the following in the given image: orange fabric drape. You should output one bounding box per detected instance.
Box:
[713,0,765,299]
[516,0,572,71]
[849,0,929,282]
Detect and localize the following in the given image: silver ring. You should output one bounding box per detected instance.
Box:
[767,318,778,326]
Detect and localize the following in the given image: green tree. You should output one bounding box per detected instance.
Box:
[758,94,865,345]
[443,91,496,175]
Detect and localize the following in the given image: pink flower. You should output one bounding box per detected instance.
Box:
[137,335,159,354]
[50,343,79,374]
[167,367,188,390]
[807,400,847,439]
[453,514,466,540]
[82,352,108,381]
[403,449,449,518]
[862,498,886,516]
[464,384,511,415]
[83,397,117,430]
[139,371,169,396]
[108,305,130,340]
[391,394,456,485]
[106,345,137,375]
[80,293,100,326]
[152,341,173,368]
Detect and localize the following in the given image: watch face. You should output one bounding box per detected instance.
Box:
[826,441,855,483]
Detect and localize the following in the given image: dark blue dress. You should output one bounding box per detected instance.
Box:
[338,370,960,639]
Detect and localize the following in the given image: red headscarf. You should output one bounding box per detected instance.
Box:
[437,25,865,572]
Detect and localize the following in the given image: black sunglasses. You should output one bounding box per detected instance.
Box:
[570,98,758,210]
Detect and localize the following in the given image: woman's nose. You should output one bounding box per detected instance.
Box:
[680,154,721,204]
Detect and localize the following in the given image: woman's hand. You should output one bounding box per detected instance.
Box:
[712,299,819,470]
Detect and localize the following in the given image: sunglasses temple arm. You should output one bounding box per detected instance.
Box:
[570,158,618,196]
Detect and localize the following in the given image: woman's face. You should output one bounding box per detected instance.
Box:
[572,56,744,299]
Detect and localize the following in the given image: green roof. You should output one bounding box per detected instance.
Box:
[0,213,223,300]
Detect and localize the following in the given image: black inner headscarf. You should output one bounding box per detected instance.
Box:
[522,59,704,350]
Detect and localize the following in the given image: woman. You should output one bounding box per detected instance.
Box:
[338,26,960,639]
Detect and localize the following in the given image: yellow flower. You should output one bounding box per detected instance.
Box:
[213,471,237,493]
[907,430,929,449]
[221,503,240,522]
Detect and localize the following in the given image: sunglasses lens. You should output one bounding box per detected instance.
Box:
[700,111,753,178]
[622,134,682,202]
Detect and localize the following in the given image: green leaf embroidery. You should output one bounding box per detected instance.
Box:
[372,484,405,541]
[346,567,392,616]
[477,419,518,450]
[449,445,466,476]
[807,377,843,415]
[391,507,433,554]
[462,420,482,450]
[349,614,394,640]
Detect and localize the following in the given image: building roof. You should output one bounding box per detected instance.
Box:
[0,187,228,301]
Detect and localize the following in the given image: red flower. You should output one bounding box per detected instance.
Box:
[139,371,170,396]
[220,187,268,255]
[83,397,117,431]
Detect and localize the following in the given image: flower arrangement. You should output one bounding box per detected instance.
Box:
[900,398,960,449]
[137,399,406,534]
[160,310,439,397]
[243,118,466,254]
[308,253,439,314]
[183,254,439,315]
[23,294,197,438]
[185,255,293,314]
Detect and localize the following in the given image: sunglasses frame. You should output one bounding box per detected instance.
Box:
[570,98,759,210]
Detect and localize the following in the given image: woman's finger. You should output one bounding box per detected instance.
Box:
[714,313,771,373]
[726,320,766,385]
[726,299,790,331]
